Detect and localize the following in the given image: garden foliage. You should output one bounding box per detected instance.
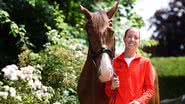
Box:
[0,0,154,103]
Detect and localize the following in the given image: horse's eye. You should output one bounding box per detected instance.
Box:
[107,27,114,35]
[87,20,93,27]
[86,23,92,28]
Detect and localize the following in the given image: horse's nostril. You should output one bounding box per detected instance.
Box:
[109,23,112,27]
[1,71,4,75]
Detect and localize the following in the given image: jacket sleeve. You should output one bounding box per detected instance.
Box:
[137,60,154,104]
[105,80,114,97]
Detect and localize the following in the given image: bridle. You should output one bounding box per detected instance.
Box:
[88,38,118,104]
[92,48,114,60]
[91,47,114,70]
[88,37,115,77]
[86,19,117,103]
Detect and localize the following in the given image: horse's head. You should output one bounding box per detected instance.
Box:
[80,2,118,82]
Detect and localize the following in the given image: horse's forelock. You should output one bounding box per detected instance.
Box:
[85,11,109,31]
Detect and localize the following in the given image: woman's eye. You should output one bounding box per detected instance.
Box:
[135,36,139,40]
[128,36,132,39]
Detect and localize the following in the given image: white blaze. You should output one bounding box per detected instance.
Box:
[98,53,113,82]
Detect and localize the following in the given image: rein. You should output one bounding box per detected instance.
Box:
[88,37,115,75]
[91,47,114,77]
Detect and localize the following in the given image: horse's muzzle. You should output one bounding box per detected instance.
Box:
[98,67,113,82]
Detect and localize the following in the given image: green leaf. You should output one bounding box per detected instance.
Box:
[9,22,19,37]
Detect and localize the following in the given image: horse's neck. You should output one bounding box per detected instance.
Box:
[83,51,104,87]
[78,50,108,104]
[84,53,97,82]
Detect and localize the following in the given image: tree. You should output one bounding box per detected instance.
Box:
[0,0,83,67]
[149,0,185,56]
[0,0,146,103]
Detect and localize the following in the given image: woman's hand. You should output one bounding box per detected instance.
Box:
[110,76,119,90]
[129,100,140,104]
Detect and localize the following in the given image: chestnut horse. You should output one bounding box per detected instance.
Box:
[77,1,160,104]
[77,2,119,104]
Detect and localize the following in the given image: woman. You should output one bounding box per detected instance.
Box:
[105,27,154,104]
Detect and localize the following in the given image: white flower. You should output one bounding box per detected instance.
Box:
[35,90,42,97]
[53,101,61,104]
[23,66,33,80]
[42,86,48,92]
[17,70,25,80]
[16,95,22,101]
[9,87,16,97]
[3,86,9,91]
[2,64,18,80]
[0,91,8,96]
[20,65,34,74]
[28,80,33,86]
[25,75,32,80]
[6,64,18,70]
[75,51,84,57]
[33,79,42,90]
[68,45,76,50]
[17,65,34,80]
[42,92,48,97]
[9,73,18,80]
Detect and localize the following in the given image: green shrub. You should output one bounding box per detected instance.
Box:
[151,57,185,100]
[151,57,185,77]
[18,37,87,103]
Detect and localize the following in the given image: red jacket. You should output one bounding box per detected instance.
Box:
[105,52,154,104]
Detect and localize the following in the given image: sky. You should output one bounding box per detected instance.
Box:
[134,0,171,40]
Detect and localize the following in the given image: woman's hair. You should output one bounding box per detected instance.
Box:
[124,27,140,39]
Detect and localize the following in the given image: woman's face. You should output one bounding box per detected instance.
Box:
[124,28,140,51]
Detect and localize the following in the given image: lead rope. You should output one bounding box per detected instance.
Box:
[110,58,118,104]
[109,74,118,104]
[92,64,95,104]
[110,38,117,104]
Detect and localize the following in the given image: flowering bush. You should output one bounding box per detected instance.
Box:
[17,36,87,103]
[0,64,54,104]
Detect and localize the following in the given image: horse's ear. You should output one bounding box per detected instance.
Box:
[107,1,119,19]
[80,5,92,19]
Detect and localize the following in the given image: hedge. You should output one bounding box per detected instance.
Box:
[151,57,185,100]
[152,57,185,77]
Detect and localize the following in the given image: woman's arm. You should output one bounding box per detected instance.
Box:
[137,60,154,104]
